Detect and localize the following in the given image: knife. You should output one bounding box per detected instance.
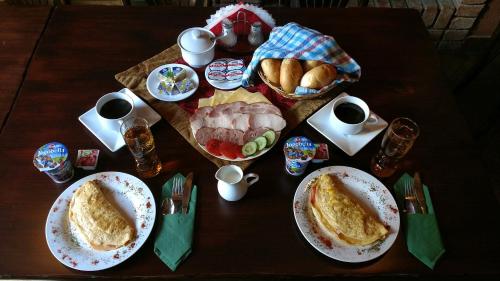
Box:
[413,172,427,214]
[182,172,194,215]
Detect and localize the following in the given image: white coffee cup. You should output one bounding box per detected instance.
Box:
[215,165,259,201]
[95,91,135,131]
[330,96,377,135]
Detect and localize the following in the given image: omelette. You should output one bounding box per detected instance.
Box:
[309,174,388,246]
[69,180,135,251]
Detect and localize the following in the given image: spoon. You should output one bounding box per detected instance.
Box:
[161,197,176,216]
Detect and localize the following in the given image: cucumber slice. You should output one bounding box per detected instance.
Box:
[254,136,267,151]
[242,141,257,156]
[262,130,276,147]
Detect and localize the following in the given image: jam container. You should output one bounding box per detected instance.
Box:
[33,142,74,183]
[283,136,316,176]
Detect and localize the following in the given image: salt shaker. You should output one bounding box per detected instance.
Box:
[248,21,264,47]
[219,18,237,48]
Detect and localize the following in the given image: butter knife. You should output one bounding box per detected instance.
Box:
[182,172,194,214]
[413,172,427,214]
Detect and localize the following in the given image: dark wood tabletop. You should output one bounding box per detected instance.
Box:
[0,6,51,130]
[0,6,499,280]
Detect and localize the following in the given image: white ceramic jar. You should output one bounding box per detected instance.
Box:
[177,27,215,68]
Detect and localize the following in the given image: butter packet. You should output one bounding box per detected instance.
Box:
[76,149,99,170]
[175,78,194,93]
[158,66,186,83]
[158,81,175,95]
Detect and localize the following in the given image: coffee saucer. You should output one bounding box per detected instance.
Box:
[78,88,161,152]
[307,92,388,156]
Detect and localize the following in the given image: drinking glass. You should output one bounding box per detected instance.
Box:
[120,117,162,178]
[370,117,419,178]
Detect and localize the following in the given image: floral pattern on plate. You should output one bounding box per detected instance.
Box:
[293,166,400,263]
[45,172,156,271]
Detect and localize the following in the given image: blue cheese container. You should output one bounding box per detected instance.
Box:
[33,142,74,183]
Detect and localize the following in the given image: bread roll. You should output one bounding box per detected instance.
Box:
[280,58,303,93]
[302,60,324,72]
[300,64,337,89]
[260,59,281,86]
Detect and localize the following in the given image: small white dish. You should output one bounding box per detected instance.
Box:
[146,63,199,102]
[204,58,244,90]
[307,92,388,156]
[79,88,161,152]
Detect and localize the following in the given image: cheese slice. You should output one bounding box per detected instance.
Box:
[198,87,271,108]
[309,174,388,246]
[69,180,135,251]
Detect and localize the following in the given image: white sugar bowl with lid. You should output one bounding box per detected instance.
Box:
[177,27,215,68]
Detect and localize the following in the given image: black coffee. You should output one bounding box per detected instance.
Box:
[334,102,365,124]
[99,99,132,119]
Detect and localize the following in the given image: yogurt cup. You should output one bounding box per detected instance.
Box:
[283,136,316,176]
[33,142,74,183]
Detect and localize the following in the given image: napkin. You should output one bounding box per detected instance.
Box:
[394,173,445,269]
[205,3,275,36]
[154,173,197,271]
[241,22,361,95]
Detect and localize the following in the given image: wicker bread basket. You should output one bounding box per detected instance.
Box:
[257,67,338,100]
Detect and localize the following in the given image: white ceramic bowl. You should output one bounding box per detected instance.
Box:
[177,27,215,68]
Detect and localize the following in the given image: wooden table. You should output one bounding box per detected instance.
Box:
[0,6,499,280]
[0,6,51,130]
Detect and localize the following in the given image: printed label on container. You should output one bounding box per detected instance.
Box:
[33,142,69,172]
[76,149,100,170]
[33,142,74,183]
[206,59,246,82]
[283,137,316,176]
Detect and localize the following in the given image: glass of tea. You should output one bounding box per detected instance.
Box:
[120,117,162,178]
[370,117,419,178]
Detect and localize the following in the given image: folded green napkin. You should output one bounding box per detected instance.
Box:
[154,173,197,271]
[394,173,445,269]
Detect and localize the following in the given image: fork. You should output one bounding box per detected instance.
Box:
[172,177,184,213]
[404,180,417,214]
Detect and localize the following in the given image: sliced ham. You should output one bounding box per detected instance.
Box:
[190,101,286,145]
[192,112,285,133]
[195,127,245,145]
[250,114,286,132]
[243,128,270,143]
[245,103,282,116]
[195,127,271,146]
[208,102,282,117]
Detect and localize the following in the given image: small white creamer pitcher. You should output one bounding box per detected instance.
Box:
[215,165,259,201]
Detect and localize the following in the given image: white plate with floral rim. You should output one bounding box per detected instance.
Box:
[45,172,156,271]
[293,166,400,263]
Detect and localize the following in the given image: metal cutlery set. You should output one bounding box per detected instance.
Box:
[161,172,194,215]
[404,172,427,214]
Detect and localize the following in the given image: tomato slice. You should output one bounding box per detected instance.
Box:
[220,141,238,159]
[206,139,222,156]
[236,145,245,159]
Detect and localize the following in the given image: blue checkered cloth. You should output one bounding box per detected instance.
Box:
[242,22,361,96]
